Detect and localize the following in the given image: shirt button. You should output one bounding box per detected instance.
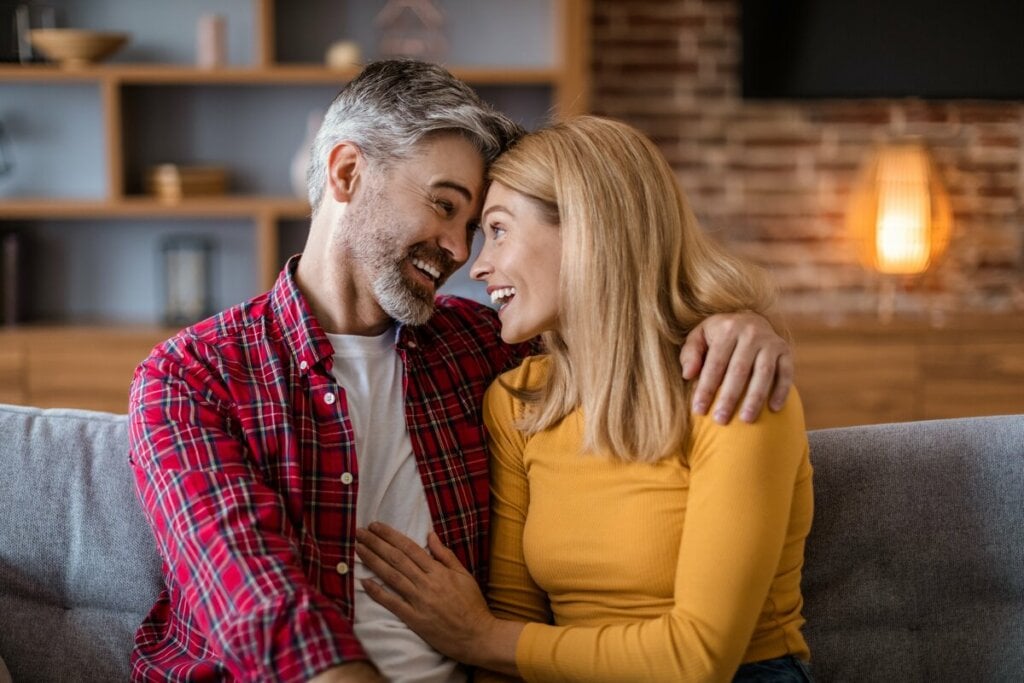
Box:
[299,360,309,371]
[336,562,350,575]
[340,472,354,485]
[323,392,336,405]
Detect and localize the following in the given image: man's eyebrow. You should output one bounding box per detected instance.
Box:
[431,180,473,202]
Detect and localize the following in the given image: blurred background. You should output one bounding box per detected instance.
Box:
[1,0,1022,426]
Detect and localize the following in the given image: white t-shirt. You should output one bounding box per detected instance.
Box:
[327,328,466,683]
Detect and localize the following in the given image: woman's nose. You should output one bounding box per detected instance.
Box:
[470,247,491,281]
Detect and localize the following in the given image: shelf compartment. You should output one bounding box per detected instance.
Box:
[43,0,257,67]
[273,0,557,68]
[122,84,342,197]
[0,83,107,199]
[6,218,257,326]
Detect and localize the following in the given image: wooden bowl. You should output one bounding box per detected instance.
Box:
[29,29,129,68]
[146,165,229,203]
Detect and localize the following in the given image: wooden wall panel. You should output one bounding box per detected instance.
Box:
[795,342,919,429]
[0,336,27,404]
[920,342,1024,420]
[2,327,169,414]
[791,316,1024,429]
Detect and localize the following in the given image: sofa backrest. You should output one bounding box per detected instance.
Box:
[1,403,1022,681]
[802,414,1024,681]
[0,404,162,682]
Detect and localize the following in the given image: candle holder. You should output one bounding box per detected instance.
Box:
[161,236,214,327]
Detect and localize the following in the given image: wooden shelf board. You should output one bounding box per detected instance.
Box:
[1,64,560,85]
[0,323,176,336]
[0,196,310,219]
[0,63,104,82]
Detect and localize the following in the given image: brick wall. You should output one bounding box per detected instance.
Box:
[591,0,1024,317]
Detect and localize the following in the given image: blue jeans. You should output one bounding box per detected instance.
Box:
[733,655,814,682]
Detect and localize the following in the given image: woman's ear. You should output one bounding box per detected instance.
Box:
[326,141,362,203]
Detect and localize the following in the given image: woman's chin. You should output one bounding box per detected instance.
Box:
[500,328,525,345]
[499,321,534,345]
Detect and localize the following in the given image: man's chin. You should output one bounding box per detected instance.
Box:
[375,281,435,326]
[391,300,434,326]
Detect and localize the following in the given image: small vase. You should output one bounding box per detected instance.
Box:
[290,109,323,199]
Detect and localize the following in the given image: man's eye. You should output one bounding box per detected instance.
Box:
[467,221,481,234]
[435,199,455,216]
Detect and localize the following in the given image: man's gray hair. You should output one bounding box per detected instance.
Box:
[307,60,526,212]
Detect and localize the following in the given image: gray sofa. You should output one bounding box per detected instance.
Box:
[0,403,1021,682]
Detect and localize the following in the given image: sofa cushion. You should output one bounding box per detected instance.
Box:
[0,404,162,682]
[803,414,1024,681]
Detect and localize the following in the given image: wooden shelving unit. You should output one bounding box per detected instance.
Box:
[0,0,591,412]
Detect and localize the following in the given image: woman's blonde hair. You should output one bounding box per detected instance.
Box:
[489,115,778,463]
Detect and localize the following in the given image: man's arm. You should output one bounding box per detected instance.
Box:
[129,342,369,682]
[681,311,793,424]
[493,303,793,427]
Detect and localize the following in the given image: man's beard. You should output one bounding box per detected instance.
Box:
[370,246,438,326]
[346,185,455,326]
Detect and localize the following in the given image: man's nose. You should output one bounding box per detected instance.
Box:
[438,223,471,266]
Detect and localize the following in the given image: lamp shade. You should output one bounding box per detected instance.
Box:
[847,143,953,275]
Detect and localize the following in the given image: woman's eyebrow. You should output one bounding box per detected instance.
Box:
[482,204,512,221]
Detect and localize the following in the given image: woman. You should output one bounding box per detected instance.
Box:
[356,116,813,682]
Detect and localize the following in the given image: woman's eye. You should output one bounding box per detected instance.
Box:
[489,225,506,239]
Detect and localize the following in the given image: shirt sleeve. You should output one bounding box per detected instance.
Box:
[473,375,552,683]
[511,390,810,683]
[128,340,367,681]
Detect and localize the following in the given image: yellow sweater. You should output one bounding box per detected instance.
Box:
[481,356,813,682]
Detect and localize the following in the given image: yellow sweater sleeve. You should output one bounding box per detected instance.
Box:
[483,372,554,627]
[474,367,553,683]
[486,364,809,683]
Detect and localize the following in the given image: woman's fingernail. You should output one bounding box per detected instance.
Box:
[714,410,729,424]
[693,400,708,414]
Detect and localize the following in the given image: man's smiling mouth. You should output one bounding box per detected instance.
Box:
[411,256,442,284]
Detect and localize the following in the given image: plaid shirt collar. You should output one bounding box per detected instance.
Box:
[271,255,430,374]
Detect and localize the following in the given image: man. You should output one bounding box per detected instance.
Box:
[128,60,792,683]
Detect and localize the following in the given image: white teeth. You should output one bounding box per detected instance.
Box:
[490,287,516,305]
[411,257,441,281]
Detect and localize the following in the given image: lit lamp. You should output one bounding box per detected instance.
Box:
[846,143,953,317]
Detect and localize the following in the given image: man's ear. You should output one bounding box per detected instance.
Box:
[326,141,363,203]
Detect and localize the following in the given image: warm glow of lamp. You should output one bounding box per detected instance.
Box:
[847,143,953,275]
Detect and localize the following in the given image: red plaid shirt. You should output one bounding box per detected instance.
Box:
[128,257,528,682]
